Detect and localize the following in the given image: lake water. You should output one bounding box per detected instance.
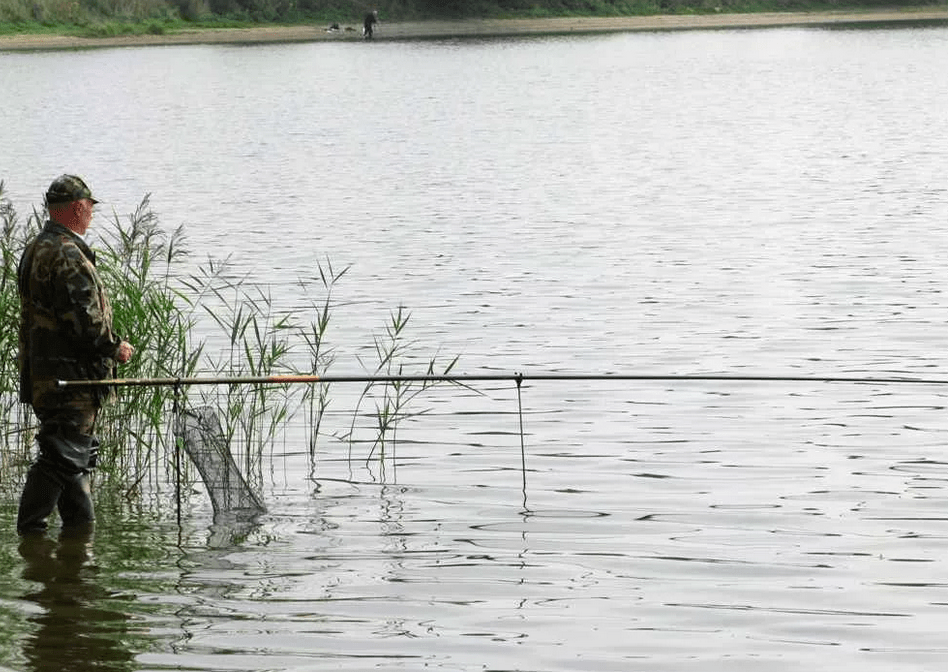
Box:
[2,22,948,672]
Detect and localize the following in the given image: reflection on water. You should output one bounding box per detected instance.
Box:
[18,531,134,672]
[1,23,948,672]
[7,401,948,672]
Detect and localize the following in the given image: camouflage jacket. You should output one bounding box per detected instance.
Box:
[18,220,121,408]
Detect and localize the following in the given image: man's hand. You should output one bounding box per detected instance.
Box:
[116,341,135,364]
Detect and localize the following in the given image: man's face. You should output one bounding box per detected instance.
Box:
[76,198,94,233]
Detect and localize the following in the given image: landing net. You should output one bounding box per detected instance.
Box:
[173,405,266,519]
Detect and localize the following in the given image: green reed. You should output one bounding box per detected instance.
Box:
[0,183,39,494]
[94,194,198,493]
[348,304,460,478]
[296,259,348,474]
[180,265,297,489]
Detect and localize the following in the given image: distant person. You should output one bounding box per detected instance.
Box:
[363,9,378,39]
[17,174,135,535]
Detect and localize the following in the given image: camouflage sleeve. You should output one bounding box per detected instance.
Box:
[56,242,122,359]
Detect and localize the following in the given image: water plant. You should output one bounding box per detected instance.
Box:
[348,304,460,479]
[296,259,349,470]
[0,183,39,492]
[180,264,297,490]
[93,195,198,493]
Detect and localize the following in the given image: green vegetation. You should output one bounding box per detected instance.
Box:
[0,182,458,506]
[0,0,942,36]
[350,304,460,478]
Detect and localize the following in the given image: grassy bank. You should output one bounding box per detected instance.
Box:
[0,0,943,37]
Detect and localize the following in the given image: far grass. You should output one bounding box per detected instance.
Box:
[0,18,274,38]
[1,2,943,37]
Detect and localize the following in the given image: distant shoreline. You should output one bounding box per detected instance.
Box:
[1,8,946,51]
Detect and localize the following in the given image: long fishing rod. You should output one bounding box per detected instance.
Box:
[62,369,947,522]
[56,372,948,389]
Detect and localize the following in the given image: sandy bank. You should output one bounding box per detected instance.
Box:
[1,8,946,51]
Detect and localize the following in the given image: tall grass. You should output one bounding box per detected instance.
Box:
[94,195,198,496]
[296,259,348,476]
[0,183,39,498]
[0,184,460,513]
[180,263,297,491]
[348,305,460,480]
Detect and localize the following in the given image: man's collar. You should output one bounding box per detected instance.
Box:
[46,219,79,236]
[44,220,95,261]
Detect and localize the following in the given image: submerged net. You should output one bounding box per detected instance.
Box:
[173,405,266,519]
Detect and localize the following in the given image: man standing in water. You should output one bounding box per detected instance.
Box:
[363,9,378,39]
[17,175,135,535]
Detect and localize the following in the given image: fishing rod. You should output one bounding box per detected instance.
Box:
[56,372,948,389]
[59,369,948,522]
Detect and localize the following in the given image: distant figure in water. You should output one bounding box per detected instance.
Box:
[363,10,378,39]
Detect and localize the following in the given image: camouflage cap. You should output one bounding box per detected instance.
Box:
[45,174,99,206]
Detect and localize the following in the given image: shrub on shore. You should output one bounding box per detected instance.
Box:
[0,0,942,34]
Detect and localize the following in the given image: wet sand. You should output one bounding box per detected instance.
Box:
[1,8,946,51]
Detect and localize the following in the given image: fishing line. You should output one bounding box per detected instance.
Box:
[515,373,528,513]
[173,381,182,530]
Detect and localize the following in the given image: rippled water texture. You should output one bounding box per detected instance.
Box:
[1,24,948,671]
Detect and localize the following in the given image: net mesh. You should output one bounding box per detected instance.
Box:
[173,405,266,519]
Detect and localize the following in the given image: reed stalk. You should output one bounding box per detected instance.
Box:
[0,183,40,496]
[296,259,348,474]
[348,304,460,478]
[94,195,198,492]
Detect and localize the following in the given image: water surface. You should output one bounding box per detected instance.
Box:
[1,24,947,671]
